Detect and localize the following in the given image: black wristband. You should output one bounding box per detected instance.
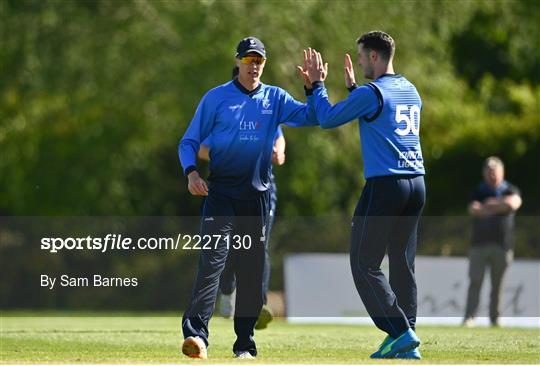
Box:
[311,81,324,89]
[304,85,313,96]
[347,83,358,92]
[184,165,197,176]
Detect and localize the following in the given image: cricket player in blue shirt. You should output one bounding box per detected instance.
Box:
[179,36,318,359]
[305,31,425,359]
[198,67,285,329]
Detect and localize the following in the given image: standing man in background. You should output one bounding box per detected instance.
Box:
[179,36,318,360]
[463,156,522,327]
[304,31,425,359]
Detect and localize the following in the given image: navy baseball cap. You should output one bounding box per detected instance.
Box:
[236,37,266,58]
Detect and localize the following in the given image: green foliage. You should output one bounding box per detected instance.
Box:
[451,0,540,86]
[1,0,538,216]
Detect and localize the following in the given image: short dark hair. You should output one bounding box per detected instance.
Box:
[357,31,395,61]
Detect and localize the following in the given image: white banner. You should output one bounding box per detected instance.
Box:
[284,254,540,327]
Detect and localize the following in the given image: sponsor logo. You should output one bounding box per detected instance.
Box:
[397,151,424,168]
[228,101,246,112]
[261,96,273,114]
[262,97,270,109]
[239,120,262,142]
[239,120,261,131]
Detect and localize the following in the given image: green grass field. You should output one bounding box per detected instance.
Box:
[1,313,539,364]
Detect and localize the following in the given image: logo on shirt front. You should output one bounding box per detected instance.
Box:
[239,120,261,130]
[239,121,261,142]
[229,101,246,112]
[261,96,273,114]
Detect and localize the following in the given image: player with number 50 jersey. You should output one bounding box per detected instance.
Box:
[305,31,426,360]
[310,65,424,178]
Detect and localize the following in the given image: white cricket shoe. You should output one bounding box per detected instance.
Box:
[463,317,476,328]
[234,351,255,359]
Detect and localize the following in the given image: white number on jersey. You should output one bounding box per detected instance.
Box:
[394,105,420,136]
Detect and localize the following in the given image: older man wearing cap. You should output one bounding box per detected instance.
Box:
[178,36,318,359]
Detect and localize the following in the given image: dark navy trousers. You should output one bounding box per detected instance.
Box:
[350,174,425,339]
[219,172,277,304]
[182,190,269,356]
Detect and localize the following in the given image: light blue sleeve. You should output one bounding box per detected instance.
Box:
[178,93,216,174]
[277,89,319,127]
[310,84,379,129]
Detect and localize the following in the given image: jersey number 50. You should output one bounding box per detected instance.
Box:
[394,104,420,136]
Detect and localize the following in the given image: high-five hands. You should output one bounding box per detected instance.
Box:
[304,48,328,84]
[296,49,312,88]
[344,53,356,89]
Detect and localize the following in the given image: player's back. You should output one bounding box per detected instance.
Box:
[360,74,424,178]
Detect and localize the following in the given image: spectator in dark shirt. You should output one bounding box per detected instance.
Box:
[463,156,522,327]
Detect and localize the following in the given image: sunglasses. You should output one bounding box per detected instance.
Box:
[240,56,266,65]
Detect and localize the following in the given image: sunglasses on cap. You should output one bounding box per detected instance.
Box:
[240,56,266,65]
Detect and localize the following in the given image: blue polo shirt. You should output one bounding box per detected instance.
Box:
[179,79,316,199]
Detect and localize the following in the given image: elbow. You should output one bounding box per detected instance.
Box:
[178,140,184,157]
[513,197,523,211]
[179,138,189,151]
[506,195,523,212]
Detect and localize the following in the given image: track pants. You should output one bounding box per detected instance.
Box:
[219,173,277,304]
[182,190,269,356]
[350,174,425,338]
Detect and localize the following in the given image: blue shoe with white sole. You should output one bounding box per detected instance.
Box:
[379,328,420,359]
[396,347,422,359]
[370,335,394,359]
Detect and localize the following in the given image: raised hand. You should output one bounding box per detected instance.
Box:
[296,49,312,88]
[344,53,356,89]
[305,48,328,83]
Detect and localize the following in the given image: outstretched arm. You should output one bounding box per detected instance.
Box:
[279,49,326,128]
[305,49,378,128]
